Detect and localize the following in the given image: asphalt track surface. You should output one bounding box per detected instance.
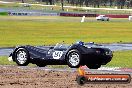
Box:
[0,47,14,56]
[1,43,132,56]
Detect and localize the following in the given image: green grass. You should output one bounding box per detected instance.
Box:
[0,56,36,66]
[0,16,132,47]
[106,50,132,68]
[0,3,20,8]
[1,50,132,68]
[0,12,8,16]
[0,56,15,65]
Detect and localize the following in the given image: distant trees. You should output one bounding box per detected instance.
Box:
[21,0,24,3]
[116,0,125,9]
[49,0,53,5]
[41,0,53,5]
[36,0,132,9]
[126,0,132,8]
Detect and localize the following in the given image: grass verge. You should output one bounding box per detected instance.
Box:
[106,50,132,68]
[0,12,8,16]
[0,16,132,47]
[0,56,15,65]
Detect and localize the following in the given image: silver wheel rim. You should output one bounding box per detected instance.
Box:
[69,52,80,66]
[16,50,27,64]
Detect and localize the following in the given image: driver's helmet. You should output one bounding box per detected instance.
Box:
[76,41,84,46]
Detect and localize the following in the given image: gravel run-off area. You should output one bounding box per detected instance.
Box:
[0,66,132,88]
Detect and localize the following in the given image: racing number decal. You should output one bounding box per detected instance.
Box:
[53,51,63,59]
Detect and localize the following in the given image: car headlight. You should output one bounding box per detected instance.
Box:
[105,51,112,55]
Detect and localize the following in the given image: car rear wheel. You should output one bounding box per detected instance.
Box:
[86,64,101,69]
[15,48,29,66]
[66,49,81,68]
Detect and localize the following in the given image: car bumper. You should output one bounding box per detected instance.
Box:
[100,55,113,65]
[83,53,113,65]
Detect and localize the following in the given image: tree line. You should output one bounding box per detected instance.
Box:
[22,0,132,9]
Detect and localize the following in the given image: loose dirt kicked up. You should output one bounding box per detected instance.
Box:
[0,66,132,88]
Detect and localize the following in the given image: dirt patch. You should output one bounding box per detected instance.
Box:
[0,66,132,88]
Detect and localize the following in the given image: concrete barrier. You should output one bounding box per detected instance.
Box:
[8,12,59,16]
[60,13,130,18]
[60,12,96,17]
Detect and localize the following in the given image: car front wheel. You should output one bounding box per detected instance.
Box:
[66,49,81,68]
[14,48,29,66]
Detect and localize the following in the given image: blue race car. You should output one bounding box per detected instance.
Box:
[8,41,113,69]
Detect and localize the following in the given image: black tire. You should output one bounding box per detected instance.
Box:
[66,49,81,68]
[76,76,87,85]
[36,63,46,67]
[14,48,29,66]
[86,64,101,69]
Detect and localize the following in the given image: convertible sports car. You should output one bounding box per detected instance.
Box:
[8,41,113,69]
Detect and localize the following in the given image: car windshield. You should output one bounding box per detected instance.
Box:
[54,43,70,49]
[84,42,102,48]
